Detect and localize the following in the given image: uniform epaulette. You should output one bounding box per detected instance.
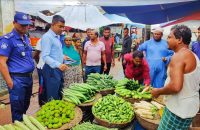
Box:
[3,32,14,39]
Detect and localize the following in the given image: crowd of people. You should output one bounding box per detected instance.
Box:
[0,12,200,130]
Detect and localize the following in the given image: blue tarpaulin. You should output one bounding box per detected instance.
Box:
[102,1,200,24]
[104,13,145,28]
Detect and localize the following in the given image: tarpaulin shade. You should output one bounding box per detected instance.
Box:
[38,5,112,30]
[161,11,200,27]
[104,13,145,28]
[102,1,200,24]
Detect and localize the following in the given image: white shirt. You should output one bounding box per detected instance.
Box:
[35,39,45,69]
[165,54,200,118]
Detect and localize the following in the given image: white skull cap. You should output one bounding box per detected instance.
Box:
[151,26,164,33]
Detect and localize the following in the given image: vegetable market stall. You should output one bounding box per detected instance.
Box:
[2,73,199,130]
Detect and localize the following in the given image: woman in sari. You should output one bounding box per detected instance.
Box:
[63,36,83,88]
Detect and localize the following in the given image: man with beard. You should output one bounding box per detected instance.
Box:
[192,26,200,59]
[138,27,174,88]
[99,26,115,74]
[83,30,107,79]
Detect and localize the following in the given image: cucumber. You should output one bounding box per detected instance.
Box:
[0,125,6,130]
[14,121,30,130]
[3,124,15,130]
[23,114,39,130]
[28,116,46,130]
[13,125,22,130]
[67,89,87,100]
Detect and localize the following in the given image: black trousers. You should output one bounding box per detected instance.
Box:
[122,56,126,75]
[37,68,46,106]
[100,63,111,75]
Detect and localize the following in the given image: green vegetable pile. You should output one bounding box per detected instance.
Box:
[62,83,98,105]
[125,80,140,90]
[92,95,134,124]
[36,100,75,129]
[72,122,118,130]
[0,114,46,130]
[115,78,152,100]
[86,73,117,91]
[116,78,141,90]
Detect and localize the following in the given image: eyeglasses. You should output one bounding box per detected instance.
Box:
[65,39,72,41]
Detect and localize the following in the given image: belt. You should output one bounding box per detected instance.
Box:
[10,72,32,77]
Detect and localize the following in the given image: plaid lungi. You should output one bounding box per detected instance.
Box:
[158,107,193,130]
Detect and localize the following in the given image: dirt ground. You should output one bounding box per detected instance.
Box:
[0,59,124,125]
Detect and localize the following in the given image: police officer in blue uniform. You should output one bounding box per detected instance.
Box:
[0,12,34,121]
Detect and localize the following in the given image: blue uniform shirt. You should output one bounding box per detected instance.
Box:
[0,29,34,73]
[41,29,64,68]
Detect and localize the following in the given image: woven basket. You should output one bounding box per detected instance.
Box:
[136,113,160,130]
[123,97,141,104]
[94,115,134,128]
[153,95,165,105]
[116,94,151,104]
[99,88,115,96]
[34,106,82,130]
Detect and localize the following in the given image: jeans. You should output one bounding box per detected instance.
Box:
[85,66,101,79]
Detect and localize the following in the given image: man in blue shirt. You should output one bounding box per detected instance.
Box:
[0,12,34,121]
[191,26,200,60]
[138,27,174,88]
[191,26,200,95]
[41,15,68,101]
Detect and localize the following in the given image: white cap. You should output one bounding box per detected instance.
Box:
[151,26,164,33]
